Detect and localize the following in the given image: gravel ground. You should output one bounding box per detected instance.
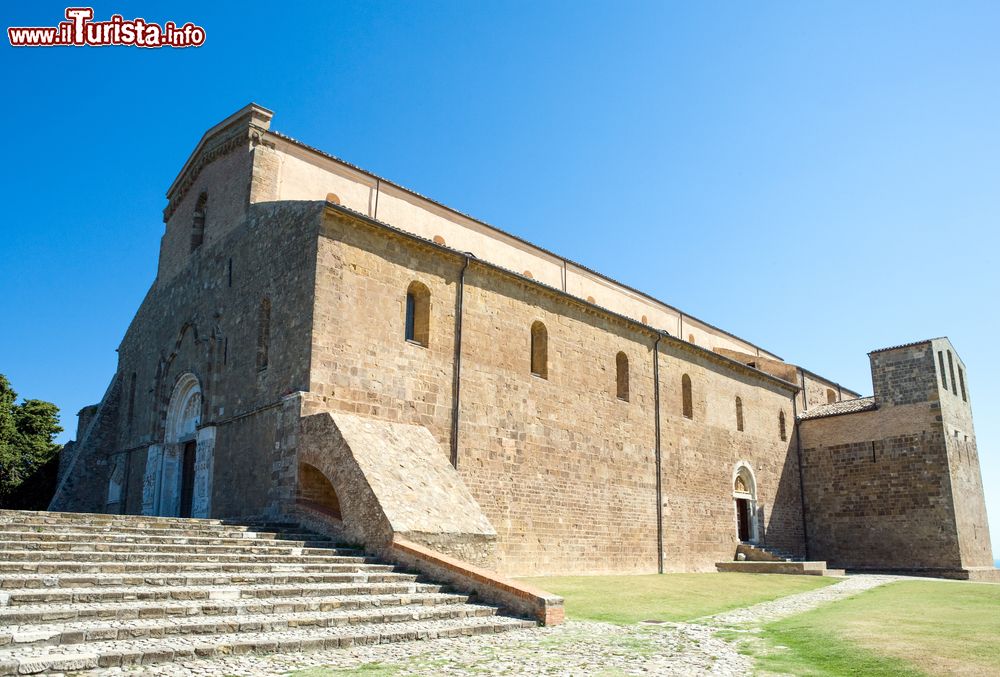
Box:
[102,575,901,676]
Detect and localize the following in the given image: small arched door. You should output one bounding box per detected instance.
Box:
[733,464,758,543]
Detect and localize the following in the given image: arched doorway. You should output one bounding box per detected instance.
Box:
[733,463,758,543]
[162,373,201,518]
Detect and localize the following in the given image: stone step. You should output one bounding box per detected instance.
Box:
[0,581,443,607]
[0,615,535,674]
[0,531,343,549]
[0,523,323,542]
[0,510,235,529]
[0,570,417,590]
[0,561,396,575]
[0,591,469,624]
[0,602,497,648]
[0,541,350,556]
[716,560,843,576]
[0,550,373,565]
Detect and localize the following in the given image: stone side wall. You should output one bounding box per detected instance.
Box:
[931,339,994,569]
[798,339,995,575]
[658,344,805,571]
[870,343,938,406]
[49,376,121,513]
[457,266,659,575]
[106,202,323,518]
[308,209,803,575]
[800,409,962,571]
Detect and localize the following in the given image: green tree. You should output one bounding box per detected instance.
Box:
[0,374,63,501]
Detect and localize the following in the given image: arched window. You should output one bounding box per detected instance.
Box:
[191,192,207,252]
[530,321,548,379]
[735,396,744,431]
[616,352,629,401]
[257,297,271,371]
[826,388,836,404]
[404,281,430,347]
[778,410,787,442]
[681,374,693,419]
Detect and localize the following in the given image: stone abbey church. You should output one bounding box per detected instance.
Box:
[51,104,997,581]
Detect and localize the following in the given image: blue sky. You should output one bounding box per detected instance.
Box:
[2,1,998,558]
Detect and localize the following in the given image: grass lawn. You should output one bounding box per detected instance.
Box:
[757,580,1000,676]
[519,572,838,624]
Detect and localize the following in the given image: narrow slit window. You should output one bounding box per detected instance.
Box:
[735,397,744,431]
[682,374,693,419]
[257,297,271,371]
[938,351,948,390]
[191,192,207,252]
[779,410,787,442]
[127,372,137,427]
[530,321,548,379]
[947,351,958,396]
[958,367,967,402]
[616,352,629,401]
[404,281,430,347]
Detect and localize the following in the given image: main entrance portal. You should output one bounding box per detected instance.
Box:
[141,373,215,519]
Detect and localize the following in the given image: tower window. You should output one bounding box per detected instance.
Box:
[735,396,744,431]
[616,352,629,401]
[682,374,693,419]
[938,351,948,390]
[947,351,958,396]
[779,410,787,442]
[958,367,967,402]
[531,321,548,379]
[257,297,271,371]
[404,281,431,347]
[191,192,207,252]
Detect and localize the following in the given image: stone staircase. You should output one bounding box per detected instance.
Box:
[715,543,846,577]
[0,510,534,674]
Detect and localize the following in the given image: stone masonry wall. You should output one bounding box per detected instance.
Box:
[308,209,803,575]
[800,408,962,571]
[798,339,989,574]
[930,339,994,569]
[157,144,256,285]
[111,200,322,518]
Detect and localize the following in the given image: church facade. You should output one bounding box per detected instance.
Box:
[50,104,996,580]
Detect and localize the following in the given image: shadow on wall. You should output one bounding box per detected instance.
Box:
[760,441,807,557]
[297,461,342,520]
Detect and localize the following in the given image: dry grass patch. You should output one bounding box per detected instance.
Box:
[519,572,838,624]
[758,579,1000,676]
